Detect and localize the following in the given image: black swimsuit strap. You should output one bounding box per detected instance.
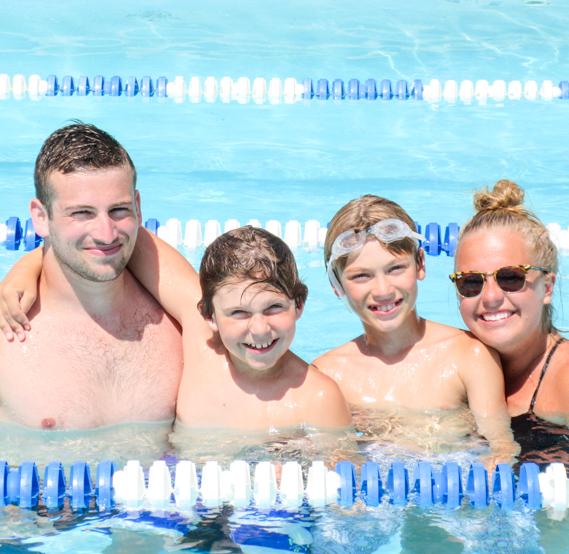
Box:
[529,336,566,412]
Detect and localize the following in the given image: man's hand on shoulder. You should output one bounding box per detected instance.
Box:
[0,248,42,342]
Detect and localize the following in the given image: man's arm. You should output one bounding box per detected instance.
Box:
[0,247,42,341]
[128,227,203,330]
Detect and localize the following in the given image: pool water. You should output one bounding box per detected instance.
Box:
[1,0,569,551]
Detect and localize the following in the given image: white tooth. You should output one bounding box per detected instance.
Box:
[483,312,512,322]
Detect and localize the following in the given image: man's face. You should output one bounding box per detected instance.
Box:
[40,166,141,282]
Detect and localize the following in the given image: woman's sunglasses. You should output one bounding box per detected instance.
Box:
[449,265,549,298]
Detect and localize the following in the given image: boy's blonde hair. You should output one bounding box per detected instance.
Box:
[198,226,308,318]
[324,195,421,279]
[456,179,558,332]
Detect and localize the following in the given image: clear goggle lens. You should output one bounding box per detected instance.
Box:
[326,219,425,312]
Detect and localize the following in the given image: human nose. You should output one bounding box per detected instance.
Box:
[480,273,505,305]
[249,313,271,336]
[370,274,395,298]
[90,213,120,244]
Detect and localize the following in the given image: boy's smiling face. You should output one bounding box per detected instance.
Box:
[206,280,303,375]
[339,238,425,335]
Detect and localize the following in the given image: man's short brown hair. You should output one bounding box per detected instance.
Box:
[34,121,137,217]
[198,226,308,318]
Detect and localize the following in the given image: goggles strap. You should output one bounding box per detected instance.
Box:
[327,260,354,313]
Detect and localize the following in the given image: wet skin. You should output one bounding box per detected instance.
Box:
[455,229,569,424]
[313,238,517,463]
[206,281,302,378]
[0,167,183,429]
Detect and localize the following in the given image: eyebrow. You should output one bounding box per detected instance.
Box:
[62,200,135,211]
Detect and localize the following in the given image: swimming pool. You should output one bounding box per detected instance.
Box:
[2,0,569,551]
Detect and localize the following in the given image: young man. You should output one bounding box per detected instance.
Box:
[0,123,188,430]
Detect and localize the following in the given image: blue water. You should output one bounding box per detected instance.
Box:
[2,0,569,551]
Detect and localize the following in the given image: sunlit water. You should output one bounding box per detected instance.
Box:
[2,0,569,551]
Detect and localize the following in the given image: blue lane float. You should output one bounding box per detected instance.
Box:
[492,463,515,510]
[43,462,66,509]
[62,75,74,96]
[126,76,139,97]
[77,76,90,96]
[360,461,383,506]
[0,459,558,511]
[336,461,356,506]
[518,462,541,510]
[467,463,489,508]
[24,218,42,251]
[386,462,409,505]
[6,216,22,251]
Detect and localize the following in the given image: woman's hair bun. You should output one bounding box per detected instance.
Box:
[473,179,525,213]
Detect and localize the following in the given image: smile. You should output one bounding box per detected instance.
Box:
[369,299,403,315]
[84,244,123,257]
[244,339,278,352]
[479,311,515,322]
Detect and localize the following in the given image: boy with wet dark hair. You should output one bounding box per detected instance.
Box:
[198,226,308,317]
[126,225,352,430]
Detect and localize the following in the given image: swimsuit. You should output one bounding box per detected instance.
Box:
[511,337,569,469]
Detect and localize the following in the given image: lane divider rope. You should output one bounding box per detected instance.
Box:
[0,216,460,256]
[0,459,556,511]
[1,74,568,104]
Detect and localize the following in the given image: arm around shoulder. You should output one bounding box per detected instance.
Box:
[128,227,202,328]
[0,246,43,341]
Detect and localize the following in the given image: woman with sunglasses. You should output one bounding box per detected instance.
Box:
[313,195,518,465]
[451,179,568,465]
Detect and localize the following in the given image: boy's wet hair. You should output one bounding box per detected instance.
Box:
[35,121,137,217]
[198,226,308,318]
[324,194,422,277]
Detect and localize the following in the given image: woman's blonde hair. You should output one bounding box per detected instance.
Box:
[456,179,558,332]
[324,195,421,278]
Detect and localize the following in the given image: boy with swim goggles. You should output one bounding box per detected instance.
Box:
[314,194,519,467]
[326,218,426,311]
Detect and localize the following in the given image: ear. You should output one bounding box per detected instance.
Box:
[543,272,556,305]
[30,198,49,238]
[416,248,426,281]
[205,312,219,333]
[295,301,305,321]
[135,190,142,226]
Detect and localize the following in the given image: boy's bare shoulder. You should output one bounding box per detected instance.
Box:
[425,320,498,354]
[311,336,364,377]
[288,354,352,427]
[424,320,501,372]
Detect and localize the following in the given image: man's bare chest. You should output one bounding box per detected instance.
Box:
[0,310,183,429]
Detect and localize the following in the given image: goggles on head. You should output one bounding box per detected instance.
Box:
[326,219,426,311]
